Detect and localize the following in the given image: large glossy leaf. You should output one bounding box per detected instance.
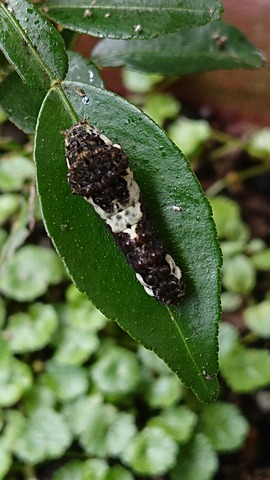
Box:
[0,0,68,90]
[0,52,103,134]
[35,82,221,402]
[44,0,223,40]
[92,20,265,74]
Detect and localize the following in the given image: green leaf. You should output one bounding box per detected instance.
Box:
[148,406,197,443]
[0,244,65,301]
[91,347,140,395]
[168,118,211,156]
[251,248,270,271]
[222,254,256,295]
[0,194,20,225]
[78,403,117,456]
[63,396,103,436]
[44,0,223,40]
[220,345,270,393]
[244,300,270,338]
[53,460,109,480]
[0,73,45,134]
[54,327,99,365]
[0,154,34,191]
[0,447,12,479]
[41,361,88,401]
[35,81,221,403]
[13,408,72,464]
[0,358,32,407]
[143,93,180,126]
[105,465,134,480]
[24,385,56,413]
[171,433,218,480]
[66,51,104,88]
[247,128,270,158]
[5,303,58,353]
[200,402,249,452]
[121,426,178,476]
[0,52,102,134]
[144,375,182,408]
[106,412,137,457]
[221,292,242,312]
[92,20,263,74]
[210,196,249,241]
[138,345,172,375]
[0,0,68,90]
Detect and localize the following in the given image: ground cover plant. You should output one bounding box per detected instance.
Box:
[0,0,269,478]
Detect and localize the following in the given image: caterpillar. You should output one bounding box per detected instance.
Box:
[64,119,185,305]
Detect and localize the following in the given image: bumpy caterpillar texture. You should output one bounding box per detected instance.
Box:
[64,119,185,305]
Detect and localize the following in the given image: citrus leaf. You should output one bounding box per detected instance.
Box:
[35,81,221,403]
[44,0,223,40]
[92,20,264,74]
[0,0,68,90]
[66,51,104,87]
[0,72,45,134]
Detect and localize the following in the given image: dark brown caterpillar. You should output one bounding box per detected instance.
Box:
[64,119,185,305]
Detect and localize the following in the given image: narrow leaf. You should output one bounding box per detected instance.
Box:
[92,20,264,74]
[0,0,68,90]
[44,0,223,39]
[0,52,102,134]
[35,82,221,402]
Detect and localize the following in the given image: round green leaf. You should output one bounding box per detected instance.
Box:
[14,408,72,464]
[244,300,270,338]
[0,447,12,478]
[168,118,211,156]
[41,361,88,401]
[251,249,270,271]
[200,402,249,452]
[79,403,117,456]
[0,194,20,225]
[5,303,58,353]
[105,465,134,480]
[210,196,248,241]
[53,460,109,480]
[106,412,137,457]
[35,82,221,402]
[148,406,197,444]
[171,433,218,480]
[91,347,140,395]
[0,359,32,407]
[54,327,99,365]
[220,346,270,393]
[222,254,256,295]
[63,396,103,436]
[93,20,264,73]
[45,0,223,40]
[145,375,182,408]
[0,155,34,191]
[0,245,65,301]
[121,426,178,476]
